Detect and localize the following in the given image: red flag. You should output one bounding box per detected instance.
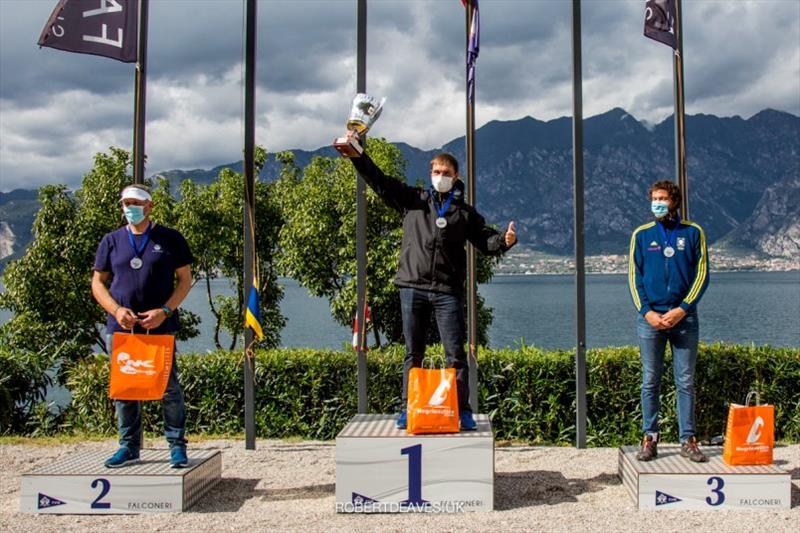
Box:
[38,0,139,63]
[352,305,371,351]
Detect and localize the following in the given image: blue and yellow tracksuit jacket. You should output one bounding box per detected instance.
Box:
[628,218,710,316]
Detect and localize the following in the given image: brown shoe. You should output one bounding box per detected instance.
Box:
[680,436,708,462]
[636,434,658,461]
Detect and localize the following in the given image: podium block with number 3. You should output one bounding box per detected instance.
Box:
[619,445,790,510]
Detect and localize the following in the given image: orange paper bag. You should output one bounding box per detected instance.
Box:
[109,332,174,401]
[723,391,774,466]
[407,364,459,435]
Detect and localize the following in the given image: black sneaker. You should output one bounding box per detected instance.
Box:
[680,436,708,462]
[635,434,658,461]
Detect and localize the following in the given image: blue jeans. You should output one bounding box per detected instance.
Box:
[637,312,699,442]
[399,287,471,412]
[106,334,187,452]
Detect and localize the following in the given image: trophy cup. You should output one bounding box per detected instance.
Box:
[333,93,385,158]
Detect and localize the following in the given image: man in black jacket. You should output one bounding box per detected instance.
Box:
[343,131,517,430]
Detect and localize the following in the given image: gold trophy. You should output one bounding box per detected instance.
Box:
[333,93,385,157]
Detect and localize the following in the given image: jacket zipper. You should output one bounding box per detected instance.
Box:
[429,195,439,287]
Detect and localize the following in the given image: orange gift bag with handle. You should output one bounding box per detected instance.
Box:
[723,391,774,466]
[406,358,459,435]
[109,332,174,401]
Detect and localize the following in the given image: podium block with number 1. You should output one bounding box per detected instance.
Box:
[336,414,493,512]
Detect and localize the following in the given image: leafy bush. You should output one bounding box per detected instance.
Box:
[64,343,799,445]
[0,341,63,435]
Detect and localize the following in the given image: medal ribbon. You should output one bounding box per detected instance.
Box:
[657,220,678,251]
[127,223,152,260]
[430,188,455,219]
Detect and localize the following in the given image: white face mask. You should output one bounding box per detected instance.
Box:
[431,175,454,193]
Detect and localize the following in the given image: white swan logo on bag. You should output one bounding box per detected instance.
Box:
[746,416,764,444]
[427,378,451,406]
[116,352,157,376]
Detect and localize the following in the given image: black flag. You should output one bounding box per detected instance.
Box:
[643,0,676,49]
[38,0,139,63]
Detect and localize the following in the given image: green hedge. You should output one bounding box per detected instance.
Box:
[65,344,800,446]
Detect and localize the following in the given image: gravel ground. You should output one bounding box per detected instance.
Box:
[1,439,797,532]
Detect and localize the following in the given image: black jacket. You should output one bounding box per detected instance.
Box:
[351,152,513,295]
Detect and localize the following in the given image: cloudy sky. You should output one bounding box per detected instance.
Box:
[1,0,798,191]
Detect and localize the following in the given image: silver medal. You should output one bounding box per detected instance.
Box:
[435,217,447,228]
[130,257,143,269]
[663,246,675,258]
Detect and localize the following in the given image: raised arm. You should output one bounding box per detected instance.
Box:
[346,137,419,212]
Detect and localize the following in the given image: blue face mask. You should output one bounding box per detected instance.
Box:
[651,200,669,219]
[123,205,146,225]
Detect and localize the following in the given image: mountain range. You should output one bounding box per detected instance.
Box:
[1,108,799,269]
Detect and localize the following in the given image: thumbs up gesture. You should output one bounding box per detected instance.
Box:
[505,221,517,247]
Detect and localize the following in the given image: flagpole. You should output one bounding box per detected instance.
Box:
[355,0,369,414]
[132,0,148,184]
[571,0,587,450]
[242,0,257,451]
[465,1,478,413]
[673,0,688,219]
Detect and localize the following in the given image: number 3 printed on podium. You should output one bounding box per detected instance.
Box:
[705,476,725,506]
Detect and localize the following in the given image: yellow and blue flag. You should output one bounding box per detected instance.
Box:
[245,278,264,340]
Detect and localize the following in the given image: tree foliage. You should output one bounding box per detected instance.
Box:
[0,148,157,369]
[275,138,498,346]
[169,146,285,349]
[0,144,286,376]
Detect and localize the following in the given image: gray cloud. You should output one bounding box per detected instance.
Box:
[1,0,798,191]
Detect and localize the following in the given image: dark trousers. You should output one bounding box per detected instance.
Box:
[399,287,471,412]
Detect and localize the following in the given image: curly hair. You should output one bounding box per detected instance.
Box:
[649,179,681,213]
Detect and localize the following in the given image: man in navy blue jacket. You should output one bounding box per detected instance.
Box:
[628,180,709,462]
[92,184,194,468]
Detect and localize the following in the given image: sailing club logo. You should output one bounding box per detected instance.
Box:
[655,490,681,506]
[38,493,66,509]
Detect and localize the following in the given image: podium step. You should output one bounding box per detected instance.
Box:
[618,445,791,509]
[21,449,221,513]
[336,414,494,512]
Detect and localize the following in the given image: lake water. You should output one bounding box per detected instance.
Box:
[179,271,800,352]
[2,271,797,408]
[1,271,798,352]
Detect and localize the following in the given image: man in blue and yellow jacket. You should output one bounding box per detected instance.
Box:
[628,180,709,462]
